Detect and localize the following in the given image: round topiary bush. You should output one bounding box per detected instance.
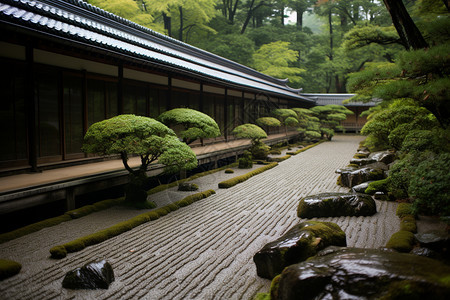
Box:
[224,169,234,174]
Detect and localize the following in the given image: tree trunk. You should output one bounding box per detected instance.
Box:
[296,9,304,30]
[163,12,172,37]
[179,6,183,41]
[383,0,428,50]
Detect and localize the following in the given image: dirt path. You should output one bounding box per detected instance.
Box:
[0,135,399,300]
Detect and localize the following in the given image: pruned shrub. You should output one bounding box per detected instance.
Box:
[365,178,389,195]
[50,245,67,259]
[239,151,253,169]
[224,169,234,174]
[400,215,417,233]
[396,203,414,218]
[250,140,270,160]
[269,149,281,155]
[0,259,22,280]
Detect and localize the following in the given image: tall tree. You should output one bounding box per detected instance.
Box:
[382,0,428,50]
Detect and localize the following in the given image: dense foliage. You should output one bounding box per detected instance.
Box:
[82,115,198,202]
[157,108,221,144]
[349,0,450,217]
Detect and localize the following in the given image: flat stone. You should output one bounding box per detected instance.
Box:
[351,181,373,193]
[253,221,346,279]
[297,193,377,218]
[273,247,450,300]
[338,167,385,187]
[370,151,396,164]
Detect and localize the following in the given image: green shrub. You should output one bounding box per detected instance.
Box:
[224,169,234,174]
[365,179,389,195]
[82,231,110,247]
[408,152,450,216]
[219,162,278,188]
[400,215,417,233]
[238,151,253,169]
[396,203,414,218]
[386,231,415,252]
[0,259,22,280]
[167,203,179,212]
[146,211,160,220]
[66,205,97,219]
[50,245,67,259]
[250,141,270,160]
[154,207,170,217]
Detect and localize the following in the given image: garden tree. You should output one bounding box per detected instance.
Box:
[157,108,221,145]
[198,33,256,65]
[252,41,305,87]
[272,108,299,135]
[220,0,241,23]
[309,104,353,140]
[82,115,197,203]
[287,0,316,30]
[291,107,320,139]
[232,123,270,160]
[342,24,403,51]
[382,0,429,50]
[240,0,274,34]
[256,117,281,134]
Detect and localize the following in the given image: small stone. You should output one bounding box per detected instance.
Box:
[62,260,114,289]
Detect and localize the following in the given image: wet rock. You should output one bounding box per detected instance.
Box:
[364,161,389,171]
[177,182,199,191]
[351,181,373,193]
[338,166,385,187]
[62,260,114,289]
[374,191,389,201]
[273,247,450,300]
[410,247,440,259]
[370,151,396,164]
[297,193,377,218]
[415,231,450,256]
[349,157,376,166]
[253,221,346,279]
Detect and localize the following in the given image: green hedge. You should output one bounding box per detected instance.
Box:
[218,162,278,189]
[386,230,416,252]
[50,189,216,259]
[0,259,22,280]
[396,203,414,218]
[270,155,291,162]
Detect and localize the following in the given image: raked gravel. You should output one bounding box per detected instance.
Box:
[0,135,399,300]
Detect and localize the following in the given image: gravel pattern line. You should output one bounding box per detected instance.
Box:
[0,135,399,300]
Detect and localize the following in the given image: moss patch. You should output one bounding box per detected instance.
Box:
[224,169,234,174]
[0,259,22,280]
[50,189,216,258]
[386,230,416,252]
[396,203,414,218]
[218,162,278,189]
[400,215,417,233]
[365,178,389,195]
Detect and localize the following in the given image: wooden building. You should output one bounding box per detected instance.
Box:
[0,0,316,174]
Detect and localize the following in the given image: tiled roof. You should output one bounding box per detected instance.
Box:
[301,93,378,107]
[0,0,314,104]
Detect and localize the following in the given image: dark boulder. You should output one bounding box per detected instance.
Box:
[410,247,441,259]
[177,182,199,191]
[338,166,385,187]
[297,193,377,218]
[370,151,396,164]
[415,231,450,257]
[253,221,346,279]
[273,247,450,300]
[349,157,376,166]
[351,181,373,193]
[62,260,114,289]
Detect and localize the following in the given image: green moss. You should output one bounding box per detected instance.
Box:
[82,231,110,247]
[353,153,368,159]
[253,293,270,300]
[0,259,22,280]
[50,245,67,259]
[178,183,199,191]
[269,149,282,155]
[396,203,414,218]
[0,214,72,244]
[386,230,415,252]
[146,211,160,220]
[365,178,389,195]
[270,274,281,300]
[270,155,291,162]
[336,175,342,186]
[66,205,97,219]
[400,215,417,233]
[225,169,234,174]
[219,162,278,188]
[347,163,359,168]
[381,280,432,300]
[63,239,86,253]
[167,203,180,211]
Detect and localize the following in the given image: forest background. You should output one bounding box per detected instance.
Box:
[86,0,424,93]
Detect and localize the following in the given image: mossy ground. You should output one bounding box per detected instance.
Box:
[0,259,22,280]
[386,230,415,252]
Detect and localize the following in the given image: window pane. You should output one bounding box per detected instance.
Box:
[37,71,60,157]
[63,75,84,155]
[87,79,105,126]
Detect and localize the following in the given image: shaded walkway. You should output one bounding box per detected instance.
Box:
[0,135,399,299]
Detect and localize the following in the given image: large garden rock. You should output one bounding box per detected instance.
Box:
[253,221,346,279]
[370,150,396,164]
[62,260,114,289]
[351,181,373,193]
[337,166,385,187]
[272,247,450,300]
[415,231,450,257]
[297,193,377,218]
[349,157,376,166]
